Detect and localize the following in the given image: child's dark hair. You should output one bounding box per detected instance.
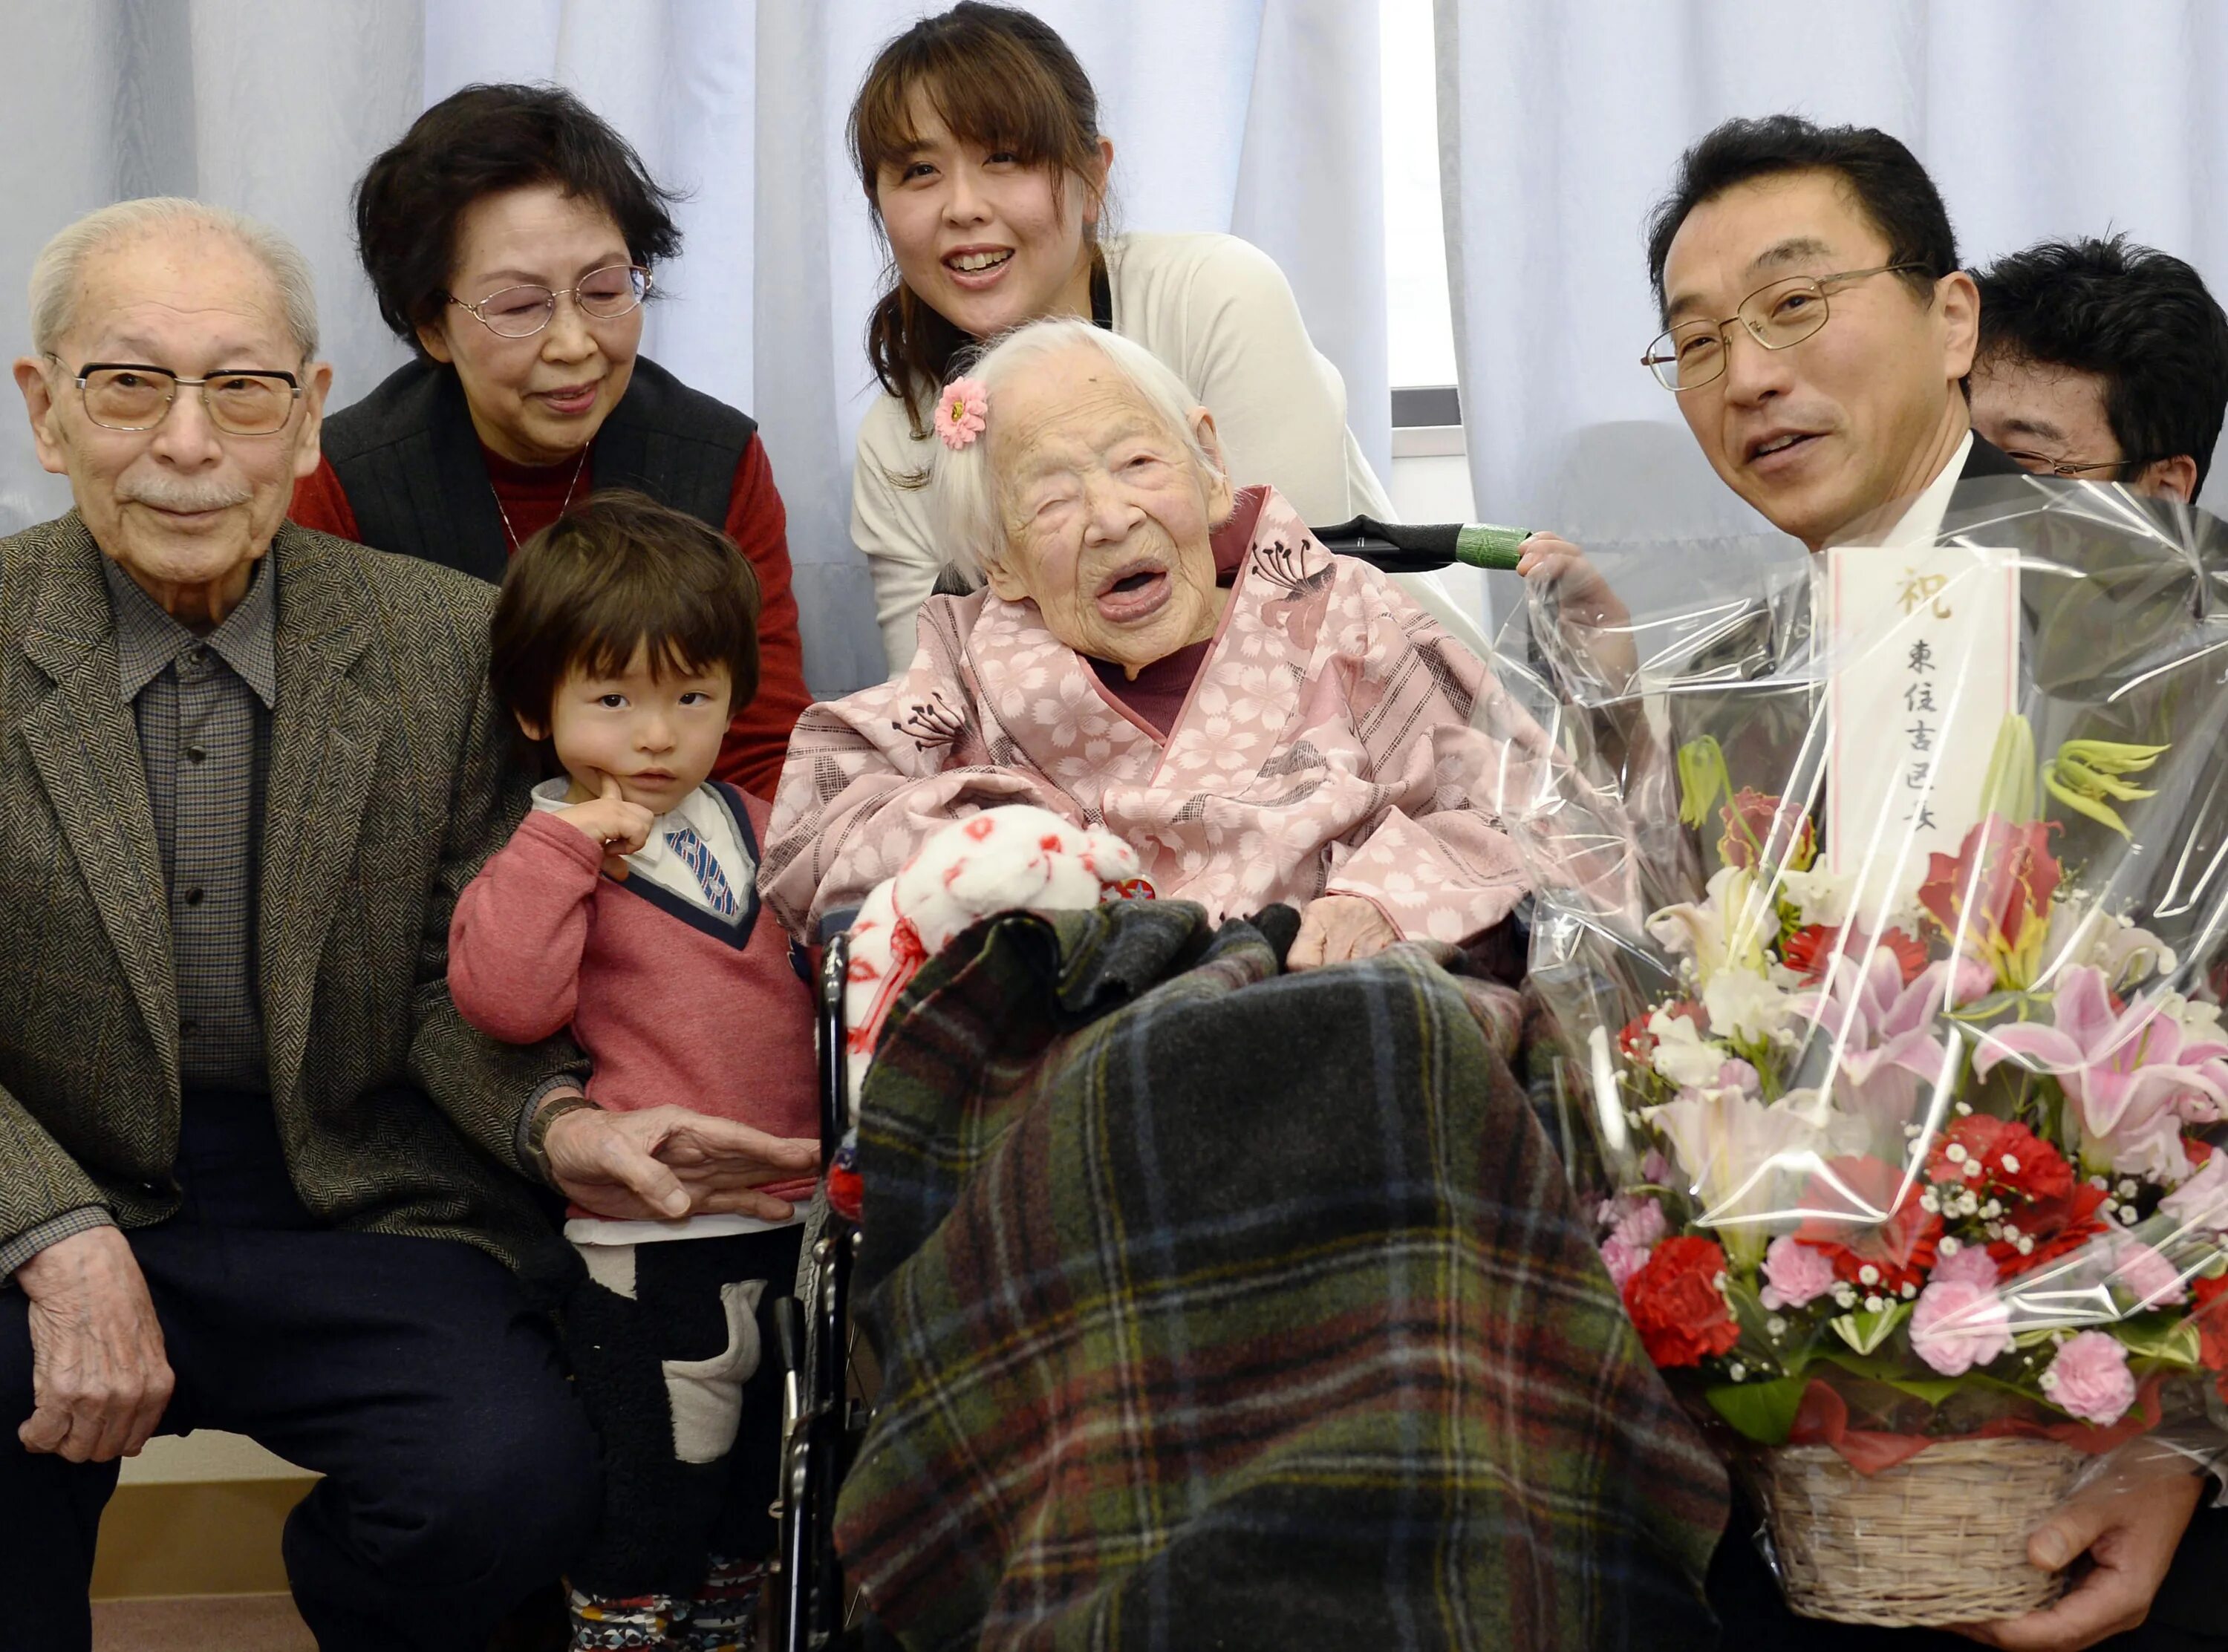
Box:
[489,489,760,738]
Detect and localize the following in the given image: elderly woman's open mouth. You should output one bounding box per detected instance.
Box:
[1095,558,1171,623]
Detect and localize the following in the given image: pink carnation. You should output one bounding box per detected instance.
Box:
[2110,1240,2187,1310]
[1930,1244,1999,1289]
[2042,1331,2137,1426]
[933,376,988,450]
[2163,1153,2228,1236]
[1909,1278,2013,1376]
[1613,1201,1668,1252]
[1600,1236,1651,1291]
[1759,1235,1836,1310]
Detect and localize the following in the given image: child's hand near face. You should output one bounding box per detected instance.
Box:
[555,773,656,879]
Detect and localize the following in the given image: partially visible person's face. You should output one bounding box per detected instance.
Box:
[419,184,642,467]
[1660,169,1978,549]
[873,91,1111,341]
[1970,353,2195,500]
[524,643,733,817]
[981,344,1234,676]
[13,226,330,628]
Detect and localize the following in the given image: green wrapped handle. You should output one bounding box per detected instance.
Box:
[1453,523,1531,571]
[1311,516,1532,575]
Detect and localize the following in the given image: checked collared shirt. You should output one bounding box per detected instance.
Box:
[102,552,277,1094]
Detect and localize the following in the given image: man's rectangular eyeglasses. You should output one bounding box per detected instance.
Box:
[448,264,653,339]
[1999,448,2162,480]
[1641,264,1932,391]
[47,356,302,435]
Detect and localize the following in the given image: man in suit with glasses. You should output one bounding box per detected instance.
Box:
[1632,114,2226,1652]
[0,197,813,1651]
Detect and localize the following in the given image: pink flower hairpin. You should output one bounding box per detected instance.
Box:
[934,376,988,449]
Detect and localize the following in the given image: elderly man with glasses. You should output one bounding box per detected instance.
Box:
[0,197,815,1651]
[1617,115,2228,1652]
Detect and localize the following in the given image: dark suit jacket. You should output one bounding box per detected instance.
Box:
[0,514,582,1293]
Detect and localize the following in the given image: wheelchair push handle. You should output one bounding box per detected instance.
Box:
[1313,515,1531,573]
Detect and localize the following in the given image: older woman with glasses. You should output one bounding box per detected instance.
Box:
[290,83,810,798]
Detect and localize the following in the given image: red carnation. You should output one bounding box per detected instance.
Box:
[2194,1274,2228,1404]
[1874,928,1932,985]
[1619,1001,1700,1065]
[1623,1235,1742,1368]
[1989,1182,2111,1279]
[2194,1273,2228,1372]
[1794,1155,1943,1294]
[1783,925,1930,985]
[1782,925,1837,981]
[1924,1114,2074,1206]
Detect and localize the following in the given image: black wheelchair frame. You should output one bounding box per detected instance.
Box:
[768,932,867,1651]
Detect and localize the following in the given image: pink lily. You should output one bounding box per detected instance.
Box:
[1973,966,2228,1176]
[1792,947,1955,1103]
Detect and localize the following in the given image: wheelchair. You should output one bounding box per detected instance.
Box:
[768,927,868,1652]
[760,518,1511,1651]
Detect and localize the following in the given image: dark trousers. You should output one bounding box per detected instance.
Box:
[1710,1488,2228,1649]
[562,1224,803,1602]
[0,1088,599,1652]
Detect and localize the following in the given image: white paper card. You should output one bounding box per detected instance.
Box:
[1825,543,2020,928]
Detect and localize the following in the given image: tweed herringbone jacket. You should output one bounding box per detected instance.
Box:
[0,512,582,1291]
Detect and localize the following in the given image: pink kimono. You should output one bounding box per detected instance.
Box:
[763,487,1529,943]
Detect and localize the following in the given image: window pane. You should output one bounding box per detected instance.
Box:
[1380,0,1458,392]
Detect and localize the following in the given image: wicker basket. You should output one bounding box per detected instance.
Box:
[1755,1437,2085,1627]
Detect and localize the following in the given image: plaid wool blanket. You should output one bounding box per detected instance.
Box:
[836,901,1727,1651]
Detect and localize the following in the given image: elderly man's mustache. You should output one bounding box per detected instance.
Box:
[118,477,254,512]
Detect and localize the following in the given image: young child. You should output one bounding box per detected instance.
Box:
[449,490,818,1651]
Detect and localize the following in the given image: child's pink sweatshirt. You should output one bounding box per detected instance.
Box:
[449,783,818,1206]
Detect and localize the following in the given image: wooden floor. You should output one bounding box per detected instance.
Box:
[93,1595,314,1651]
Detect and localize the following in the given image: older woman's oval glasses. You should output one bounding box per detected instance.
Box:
[1641,264,1931,391]
[449,264,653,339]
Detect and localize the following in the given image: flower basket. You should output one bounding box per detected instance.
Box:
[1753,1438,2082,1627]
[1479,486,2228,1625]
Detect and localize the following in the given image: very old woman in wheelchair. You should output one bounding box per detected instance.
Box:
[763,315,1525,963]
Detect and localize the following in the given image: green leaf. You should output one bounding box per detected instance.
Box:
[1811,1349,1955,1404]
[1830,1301,1912,1356]
[1704,1375,1809,1445]
[2114,1314,2202,1369]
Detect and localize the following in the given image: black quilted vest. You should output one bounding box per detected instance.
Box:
[319,356,755,584]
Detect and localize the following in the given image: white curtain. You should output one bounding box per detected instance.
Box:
[2,0,1387,698]
[1436,0,2228,610]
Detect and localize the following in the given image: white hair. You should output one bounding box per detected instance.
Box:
[931,317,1224,580]
[29,197,319,360]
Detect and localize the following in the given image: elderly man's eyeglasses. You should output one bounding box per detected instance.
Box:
[1999,448,2162,480]
[48,356,302,435]
[1641,264,1932,391]
[449,264,653,339]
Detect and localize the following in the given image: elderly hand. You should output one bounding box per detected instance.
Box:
[553,772,654,880]
[16,1225,174,1463]
[1289,895,1401,971]
[544,1102,821,1223]
[1952,1471,2203,1651]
